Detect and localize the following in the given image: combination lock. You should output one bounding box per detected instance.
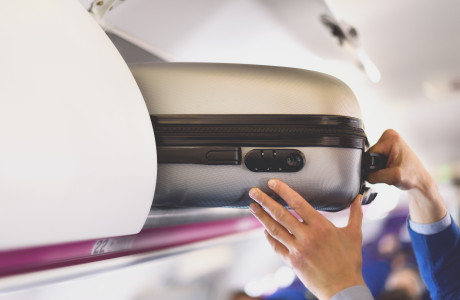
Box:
[244,149,305,172]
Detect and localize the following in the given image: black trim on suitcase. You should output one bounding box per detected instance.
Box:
[152,114,363,127]
[157,146,241,165]
[151,114,368,149]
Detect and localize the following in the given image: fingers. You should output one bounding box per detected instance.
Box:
[267,179,320,224]
[249,187,303,235]
[347,194,363,231]
[264,230,289,257]
[367,129,405,185]
[368,129,399,155]
[249,202,295,245]
[367,167,403,187]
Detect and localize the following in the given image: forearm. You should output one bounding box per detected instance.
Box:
[408,173,447,224]
[366,129,448,224]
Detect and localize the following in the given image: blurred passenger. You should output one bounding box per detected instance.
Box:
[362,226,416,296]
[384,267,424,300]
[377,289,413,300]
[378,233,400,256]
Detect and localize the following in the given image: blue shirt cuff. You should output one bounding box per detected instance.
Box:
[408,213,451,235]
[330,285,374,300]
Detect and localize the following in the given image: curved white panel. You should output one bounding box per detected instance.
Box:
[0,0,157,250]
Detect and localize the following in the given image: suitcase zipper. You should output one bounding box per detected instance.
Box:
[150,114,386,208]
[151,114,367,149]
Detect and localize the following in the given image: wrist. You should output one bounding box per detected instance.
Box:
[414,169,437,198]
[329,285,373,300]
[323,277,366,300]
[409,177,447,224]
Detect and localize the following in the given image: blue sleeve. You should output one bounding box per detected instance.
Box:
[330,286,374,300]
[408,213,451,235]
[408,216,460,300]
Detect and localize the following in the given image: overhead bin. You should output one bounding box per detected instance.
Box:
[0,0,157,250]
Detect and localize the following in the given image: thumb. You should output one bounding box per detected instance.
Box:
[347,194,363,231]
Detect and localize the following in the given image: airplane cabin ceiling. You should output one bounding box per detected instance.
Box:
[80,0,460,174]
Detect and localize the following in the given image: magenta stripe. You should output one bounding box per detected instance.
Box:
[0,216,261,277]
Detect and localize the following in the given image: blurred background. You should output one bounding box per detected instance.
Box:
[3,0,460,299]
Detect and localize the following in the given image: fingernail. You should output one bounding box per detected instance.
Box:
[249,202,259,213]
[268,179,277,188]
[249,188,259,200]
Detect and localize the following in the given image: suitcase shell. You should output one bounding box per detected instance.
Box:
[131,63,372,211]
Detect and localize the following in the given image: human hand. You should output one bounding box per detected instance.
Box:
[248,179,365,300]
[367,129,432,191]
[367,129,446,223]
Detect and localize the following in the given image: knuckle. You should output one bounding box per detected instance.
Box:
[288,198,304,211]
[288,250,310,268]
[291,241,309,257]
[367,173,377,184]
[315,227,328,238]
[271,242,284,255]
[267,224,280,237]
[383,128,395,135]
[286,249,301,266]
[255,197,266,207]
[385,129,401,143]
[290,244,303,256]
[313,222,332,236]
[306,235,320,249]
[301,231,327,252]
[271,207,285,221]
[284,254,295,266]
[287,255,301,267]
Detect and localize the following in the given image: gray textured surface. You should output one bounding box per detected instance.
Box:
[153,147,362,211]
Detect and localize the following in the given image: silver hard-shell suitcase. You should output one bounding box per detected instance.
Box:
[131,63,385,211]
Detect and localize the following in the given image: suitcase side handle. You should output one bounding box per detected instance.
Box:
[157,146,242,165]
